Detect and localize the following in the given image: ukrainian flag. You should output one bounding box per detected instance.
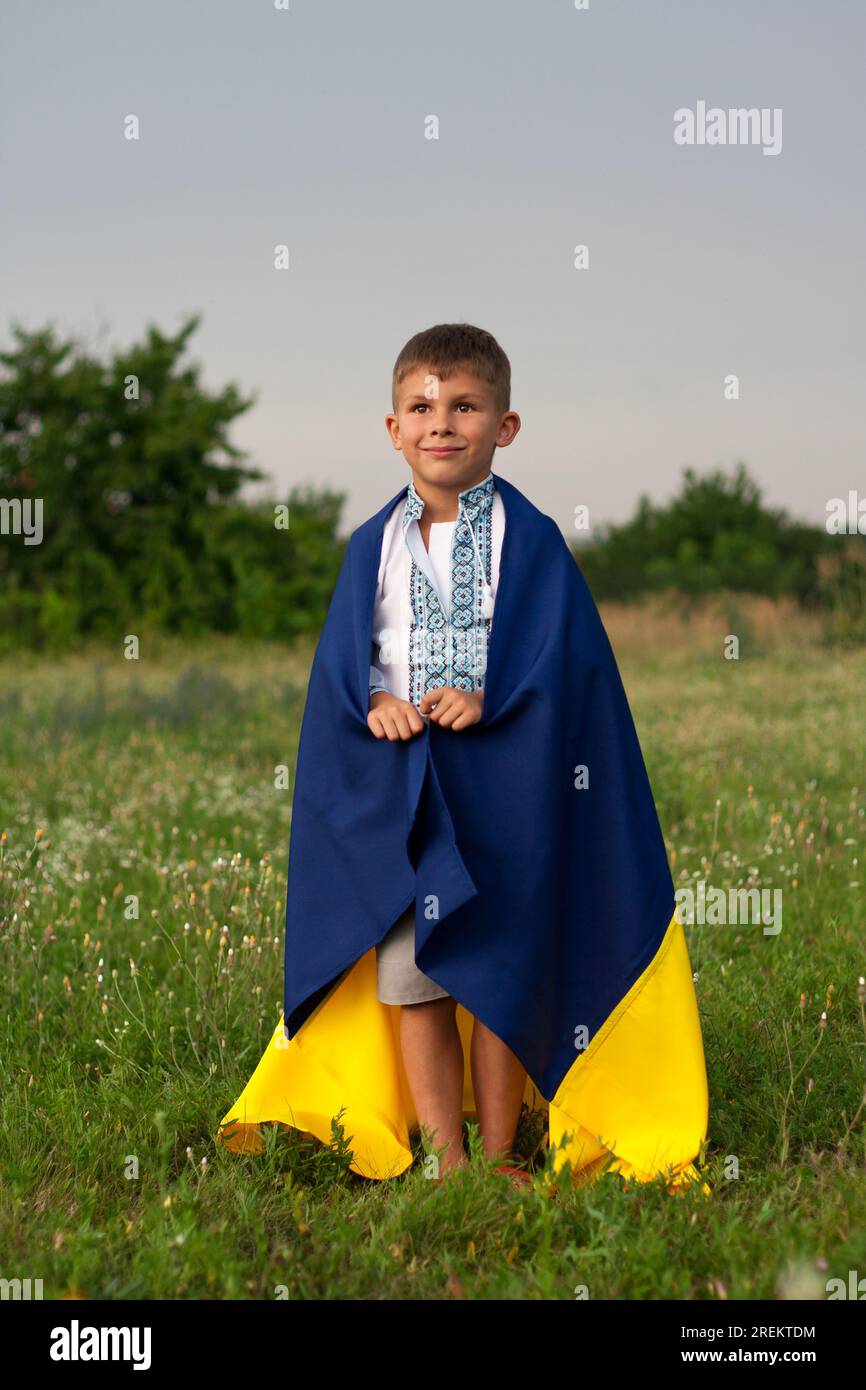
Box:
[218,903,709,1196]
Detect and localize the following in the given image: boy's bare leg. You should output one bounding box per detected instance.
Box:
[470,1017,527,1164]
[399,996,468,1174]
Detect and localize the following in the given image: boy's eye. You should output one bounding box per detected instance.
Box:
[410,402,474,413]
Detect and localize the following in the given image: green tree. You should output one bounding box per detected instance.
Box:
[0,316,346,648]
[574,462,839,604]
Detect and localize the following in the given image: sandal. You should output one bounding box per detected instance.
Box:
[493,1163,533,1190]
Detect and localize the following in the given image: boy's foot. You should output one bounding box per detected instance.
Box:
[423,1154,469,1183]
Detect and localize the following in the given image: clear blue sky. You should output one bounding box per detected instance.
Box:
[2,0,863,536]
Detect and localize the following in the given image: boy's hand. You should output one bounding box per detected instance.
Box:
[419,686,484,731]
[367,690,427,740]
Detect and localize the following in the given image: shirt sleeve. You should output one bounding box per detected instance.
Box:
[369,661,388,697]
[369,516,394,699]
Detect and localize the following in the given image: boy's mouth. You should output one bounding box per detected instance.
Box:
[423,447,465,456]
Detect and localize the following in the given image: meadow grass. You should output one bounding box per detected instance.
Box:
[1,607,864,1300]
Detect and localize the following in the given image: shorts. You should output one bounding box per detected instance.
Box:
[375,903,450,1005]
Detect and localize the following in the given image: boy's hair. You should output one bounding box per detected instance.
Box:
[392,323,511,417]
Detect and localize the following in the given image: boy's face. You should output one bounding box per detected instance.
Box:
[386,365,520,493]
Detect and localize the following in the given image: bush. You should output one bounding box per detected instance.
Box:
[575,462,840,606]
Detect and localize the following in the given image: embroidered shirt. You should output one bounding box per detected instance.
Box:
[369,471,505,708]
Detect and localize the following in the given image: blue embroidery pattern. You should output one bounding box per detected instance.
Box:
[402,473,495,704]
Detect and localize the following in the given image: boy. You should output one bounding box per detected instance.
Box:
[219,323,708,1193]
[367,325,526,1177]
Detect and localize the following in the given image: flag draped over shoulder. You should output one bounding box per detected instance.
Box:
[218,472,709,1191]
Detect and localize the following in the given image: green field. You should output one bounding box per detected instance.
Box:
[1,624,864,1300]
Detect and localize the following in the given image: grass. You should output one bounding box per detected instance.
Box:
[1,602,864,1300]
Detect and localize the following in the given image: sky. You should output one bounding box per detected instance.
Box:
[1,0,863,539]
